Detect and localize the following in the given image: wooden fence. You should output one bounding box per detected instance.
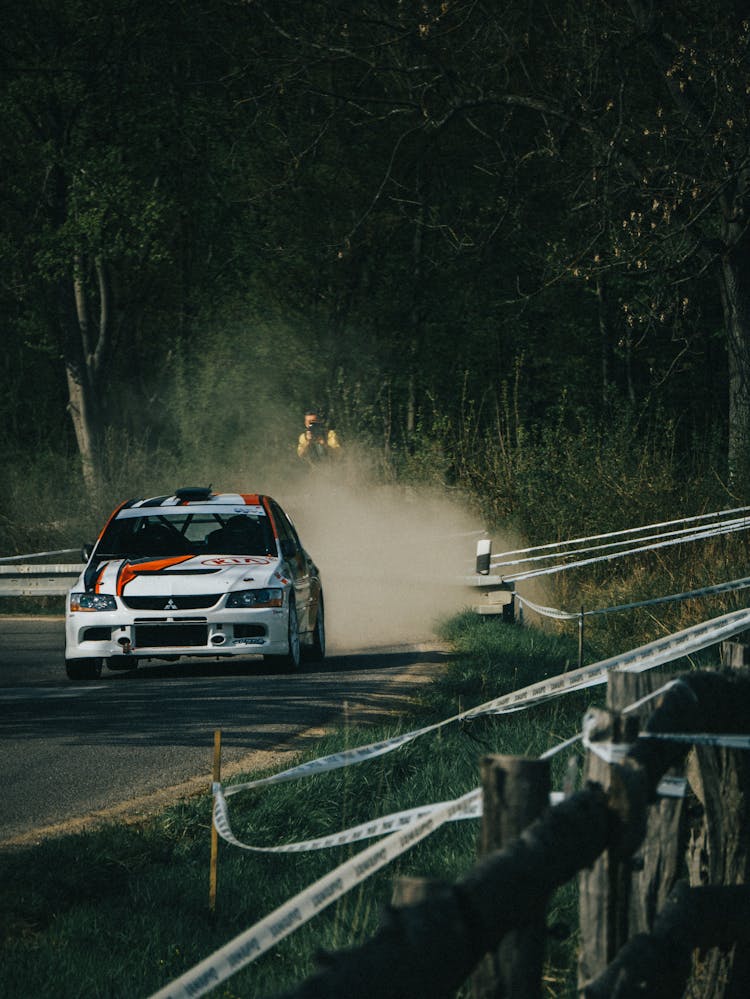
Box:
[268,659,750,999]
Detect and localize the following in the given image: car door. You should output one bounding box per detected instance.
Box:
[269,501,312,632]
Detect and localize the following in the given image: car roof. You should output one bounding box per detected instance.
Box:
[119,489,267,509]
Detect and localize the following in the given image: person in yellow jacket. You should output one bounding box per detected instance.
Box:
[297,410,341,460]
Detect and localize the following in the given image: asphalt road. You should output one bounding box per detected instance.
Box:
[0,617,450,847]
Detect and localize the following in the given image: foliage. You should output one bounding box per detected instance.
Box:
[2,1,748,488]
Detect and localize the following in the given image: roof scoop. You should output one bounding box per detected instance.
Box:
[174,486,213,501]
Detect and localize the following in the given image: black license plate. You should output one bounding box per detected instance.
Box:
[135,624,208,648]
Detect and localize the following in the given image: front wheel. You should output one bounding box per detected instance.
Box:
[106,657,137,672]
[65,658,103,681]
[268,597,300,671]
[303,597,325,663]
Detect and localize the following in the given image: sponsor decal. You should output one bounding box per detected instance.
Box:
[202,557,271,566]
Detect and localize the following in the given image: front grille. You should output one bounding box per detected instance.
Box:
[134,624,208,648]
[123,594,221,610]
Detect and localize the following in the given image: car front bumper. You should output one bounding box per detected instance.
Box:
[65,602,290,661]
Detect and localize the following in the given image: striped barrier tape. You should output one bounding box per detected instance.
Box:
[148,787,480,999]
[156,655,731,999]
[217,617,750,860]
[214,766,689,856]
[221,607,750,803]
[213,785,483,854]
[640,732,750,750]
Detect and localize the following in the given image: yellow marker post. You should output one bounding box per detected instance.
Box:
[209,729,222,913]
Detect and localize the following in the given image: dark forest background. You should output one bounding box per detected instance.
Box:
[2,0,750,549]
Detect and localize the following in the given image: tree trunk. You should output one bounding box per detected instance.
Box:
[60,263,104,493]
[406,198,425,441]
[65,358,99,491]
[717,201,750,487]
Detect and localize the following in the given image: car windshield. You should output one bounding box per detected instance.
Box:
[96,512,277,559]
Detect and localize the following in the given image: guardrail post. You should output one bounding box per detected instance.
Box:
[502,587,516,624]
[472,755,551,999]
[578,606,585,668]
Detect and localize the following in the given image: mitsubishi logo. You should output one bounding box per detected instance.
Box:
[164,599,178,610]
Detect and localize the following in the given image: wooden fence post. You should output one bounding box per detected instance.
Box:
[472,755,551,999]
[577,705,632,991]
[684,661,750,997]
[391,876,443,909]
[607,668,687,938]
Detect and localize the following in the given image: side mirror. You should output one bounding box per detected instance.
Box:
[81,543,94,563]
[280,539,296,559]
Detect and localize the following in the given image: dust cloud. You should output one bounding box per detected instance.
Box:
[281,466,483,651]
[211,443,543,652]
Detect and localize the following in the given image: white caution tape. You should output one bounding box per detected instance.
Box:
[621,678,694,716]
[639,732,750,750]
[223,720,456,798]
[149,787,479,999]
[221,607,750,802]
[657,776,688,798]
[539,732,582,759]
[214,785,482,853]
[463,607,750,719]
[582,708,632,764]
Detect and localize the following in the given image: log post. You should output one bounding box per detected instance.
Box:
[607,668,688,937]
[472,755,551,999]
[391,876,443,909]
[577,699,639,990]
[684,664,750,997]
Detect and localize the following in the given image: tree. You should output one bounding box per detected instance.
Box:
[0,0,248,487]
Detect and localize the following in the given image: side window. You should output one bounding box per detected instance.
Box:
[270,502,297,555]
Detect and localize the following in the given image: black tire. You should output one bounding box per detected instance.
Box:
[303,597,325,663]
[105,657,137,672]
[268,597,301,671]
[65,658,103,681]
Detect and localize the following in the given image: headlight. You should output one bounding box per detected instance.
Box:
[226,588,283,608]
[70,592,117,612]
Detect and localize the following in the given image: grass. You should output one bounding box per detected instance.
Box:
[0,616,598,999]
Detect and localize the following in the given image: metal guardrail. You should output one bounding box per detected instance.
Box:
[0,565,80,597]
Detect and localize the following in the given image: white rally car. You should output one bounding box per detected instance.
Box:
[65,488,324,680]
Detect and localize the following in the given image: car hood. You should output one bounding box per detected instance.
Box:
[78,554,287,597]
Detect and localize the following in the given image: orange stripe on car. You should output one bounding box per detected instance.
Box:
[95,501,129,544]
[116,556,193,595]
[94,565,108,594]
[240,493,261,505]
[260,496,279,537]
